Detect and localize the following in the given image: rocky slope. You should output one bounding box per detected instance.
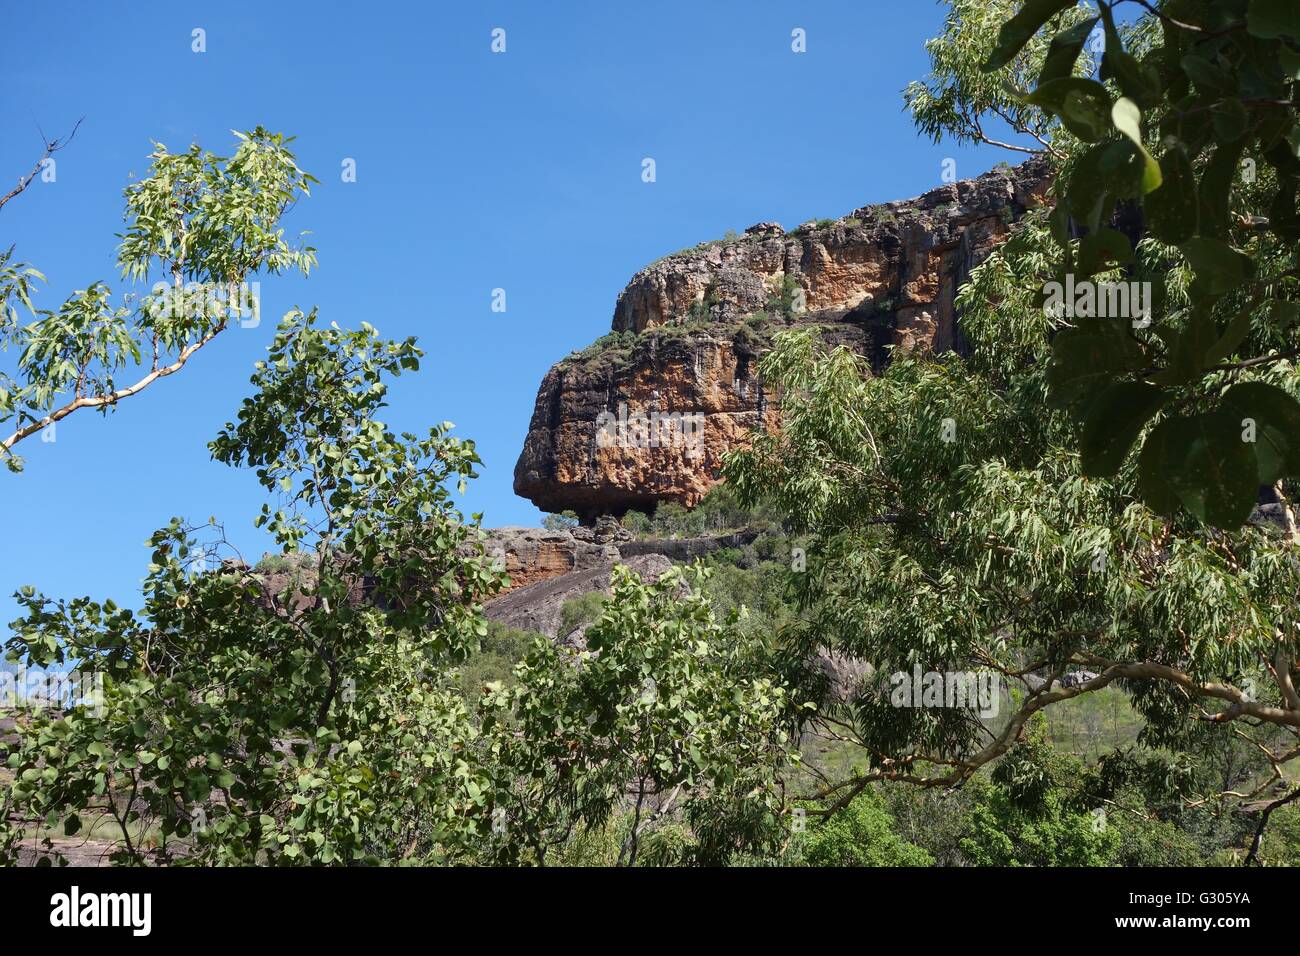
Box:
[515,157,1052,519]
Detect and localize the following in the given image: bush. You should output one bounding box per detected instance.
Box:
[799,790,933,867]
[453,621,539,702]
[558,590,606,638]
[542,511,579,531]
[620,510,652,536]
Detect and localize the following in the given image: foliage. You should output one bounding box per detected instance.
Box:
[541,510,579,531]
[477,564,801,866]
[1,309,803,866]
[958,776,1117,866]
[905,0,1098,156]
[3,310,506,864]
[941,0,1300,529]
[767,274,806,320]
[557,590,606,638]
[723,304,1299,841]
[452,620,537,703]
[1,128,316,471]
[628,482,784,539]
[797,789,933,866]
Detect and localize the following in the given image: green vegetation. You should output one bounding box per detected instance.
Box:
[622,482,784,539]
[557,590,606,637]
[910,0,1300,530]
[1,128,316,472]
[5,0,1300,868]
[541,510,579,531]
[797,790,933,866]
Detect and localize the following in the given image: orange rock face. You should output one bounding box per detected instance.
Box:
[515,158,1051,518]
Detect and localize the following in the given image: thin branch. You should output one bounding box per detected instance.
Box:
[0,118,83,215]
[2,318,227,453]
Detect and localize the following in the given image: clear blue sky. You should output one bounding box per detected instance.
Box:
[0,0,1023,620]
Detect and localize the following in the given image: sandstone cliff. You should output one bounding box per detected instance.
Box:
[515,157,1052,519]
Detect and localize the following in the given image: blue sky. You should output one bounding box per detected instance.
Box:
[0,0,1024,619]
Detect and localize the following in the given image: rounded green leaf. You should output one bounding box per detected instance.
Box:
[1145,148,1199,244]
[1247,0,1300,39]
[1080,381,1169,478]
[1142,411,1259,527]
[1221,381,1300,483]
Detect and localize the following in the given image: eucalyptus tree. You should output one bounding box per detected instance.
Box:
[1,127,316,471]
[722,0,1300,859]
[911,0,1300,529]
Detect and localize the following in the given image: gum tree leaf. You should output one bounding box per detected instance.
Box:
[1247,0,1300,39]
[1145,147,1199,243]
[982,0,1078,71]
[1221,381,1300,483]
[1080,381,1168,478]
[1112,98,1163,193]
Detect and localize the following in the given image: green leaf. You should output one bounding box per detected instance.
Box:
[1029,78,1113,142]
[1247,0,1300,39]
[1265,300,1300,331]
[1099,7,1160,108]
[1212,98,1250,143]
[1198,140,1248,240]
[1037,17,1099,86]
[1152,305,1217,386]
[982,0,1078,71]
[1179,237,1255,298]
[1278,45,1300,81]
[1221,381,1300,483]
[1180,54,1236,96]
[1142,411,1259,527]
[1046,326,1145,407]
[1145,148,1199,244]
[1068,145,1113,232]
[1202,302,1256,366]
[1111,98,1162,193]
[1076,227,1133,278]
[1080,381,1169,478]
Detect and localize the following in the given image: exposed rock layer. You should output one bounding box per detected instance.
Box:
[480,523,761,597]
[515,158,1052,518]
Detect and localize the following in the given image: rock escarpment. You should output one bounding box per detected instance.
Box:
[515,157,1052,519]
[479,521,761,639]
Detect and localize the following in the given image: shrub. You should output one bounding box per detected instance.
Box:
[558,590,606,638]
[800,790,933,867]
[542,510,579,531]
